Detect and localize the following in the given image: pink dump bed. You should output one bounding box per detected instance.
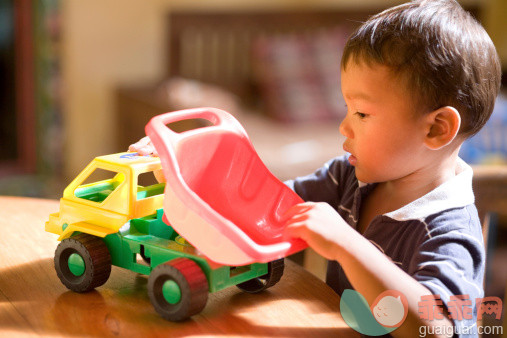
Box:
[145,108,307,265]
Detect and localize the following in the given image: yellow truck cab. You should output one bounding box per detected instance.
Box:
[46,152,164,240]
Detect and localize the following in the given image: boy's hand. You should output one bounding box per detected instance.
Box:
[129,136,158,156]
[128,136,166,182]
[283,202,351,261]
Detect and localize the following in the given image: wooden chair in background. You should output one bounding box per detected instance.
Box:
[472,165,507,336]
[472,165,507,262]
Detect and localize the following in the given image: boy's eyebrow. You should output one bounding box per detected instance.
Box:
[344,92,375,102]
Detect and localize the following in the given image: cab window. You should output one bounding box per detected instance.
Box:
[75,168,125,203]
[136,172,165,200]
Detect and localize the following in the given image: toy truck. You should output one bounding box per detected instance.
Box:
[46,108,306,321]
[45,152,285,321]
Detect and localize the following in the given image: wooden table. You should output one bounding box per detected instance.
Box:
[0,196,357,337]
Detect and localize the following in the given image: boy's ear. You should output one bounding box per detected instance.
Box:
[424,106,461,150]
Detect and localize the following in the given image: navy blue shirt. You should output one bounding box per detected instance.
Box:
[286,156,485,337]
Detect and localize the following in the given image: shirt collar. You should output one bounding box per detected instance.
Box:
[360,158,475,222]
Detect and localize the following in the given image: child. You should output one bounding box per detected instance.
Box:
[130,0,501,336]
[283,0,500,336]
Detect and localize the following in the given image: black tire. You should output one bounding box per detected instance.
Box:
[54,233,111,293]
[236,258,284,293]
[148,258,208,321]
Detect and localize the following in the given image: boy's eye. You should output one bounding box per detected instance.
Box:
[355,112,367,119]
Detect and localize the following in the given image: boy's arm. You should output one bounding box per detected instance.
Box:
[334,227,454,337]
[284,202,453,338]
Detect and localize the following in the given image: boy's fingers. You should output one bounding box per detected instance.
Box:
[129,138,159,157]
[137,145,158,156]
[282,202,315,221]
[284,213,309,225]
[136,147,148,155]
[129,136,152,152]
[137,136,151,147]
[283,222,309,240]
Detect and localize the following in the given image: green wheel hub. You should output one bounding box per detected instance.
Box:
[68,253,85,276]
[162,280,181,304]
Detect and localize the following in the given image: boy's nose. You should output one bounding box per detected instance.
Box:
[339,115,353,138]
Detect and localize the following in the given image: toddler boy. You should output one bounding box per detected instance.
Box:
[130,1,501,336]
[283,0,500,337]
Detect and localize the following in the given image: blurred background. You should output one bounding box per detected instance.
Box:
[2,0,506,195]
[1,0,506,327]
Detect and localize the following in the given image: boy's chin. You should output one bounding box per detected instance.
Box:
[354,169,371,183]
[354,171,381,184]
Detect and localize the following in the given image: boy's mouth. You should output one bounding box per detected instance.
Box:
[348,154,357,166]
[343,145,357,165]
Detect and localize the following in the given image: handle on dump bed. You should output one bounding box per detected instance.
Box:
[146,107,247,145]
[144,107,253,199]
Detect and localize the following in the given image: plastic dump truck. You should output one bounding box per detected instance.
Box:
[46,108,306,321]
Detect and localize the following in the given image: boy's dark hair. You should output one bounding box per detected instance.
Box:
[341,0,501,137]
